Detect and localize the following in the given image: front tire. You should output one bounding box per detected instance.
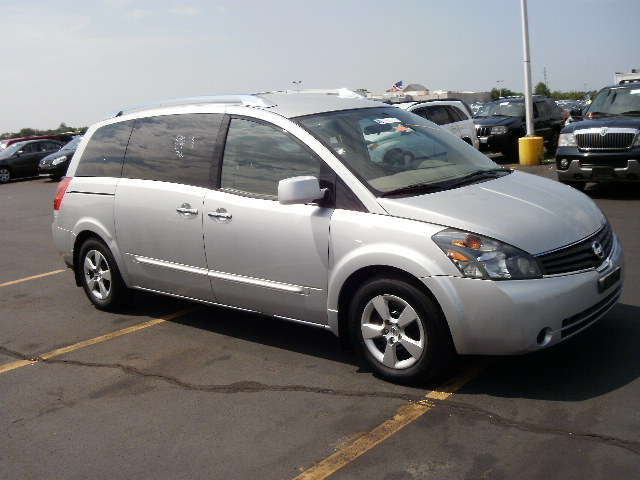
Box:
[348,276,454,384]
[78,238,129,311]
[0,167,11,184]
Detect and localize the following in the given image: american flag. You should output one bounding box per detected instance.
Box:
[388,81,403,92]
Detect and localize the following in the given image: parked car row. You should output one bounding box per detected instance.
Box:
[0,135,82,184]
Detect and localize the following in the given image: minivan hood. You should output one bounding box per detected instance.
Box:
[377,171,605,255]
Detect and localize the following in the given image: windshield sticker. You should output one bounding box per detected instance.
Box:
[630,90,640,95]
[374,118,401,124]
[394,125,409,132]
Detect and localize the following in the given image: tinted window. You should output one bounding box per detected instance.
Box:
[75,121,134,177]
[21,143,40,153]
[536,102,550,116]
[41,142,61,151]
[449,106,468,122]
[220,118,321,197]
[422,105,451,125]
[123,113,222,188]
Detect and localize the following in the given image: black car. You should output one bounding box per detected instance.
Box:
[0,139,64,184]
[38,135,83,180]
[473,96,565,159]
[556,82,640,190]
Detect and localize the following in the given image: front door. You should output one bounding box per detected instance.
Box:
[203,117,331,324]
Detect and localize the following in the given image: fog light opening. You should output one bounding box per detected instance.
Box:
[537,328,553,346]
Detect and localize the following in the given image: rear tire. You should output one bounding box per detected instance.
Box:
[348,276,454,384]
[78,238,130,311]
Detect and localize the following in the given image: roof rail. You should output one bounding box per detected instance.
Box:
[103,94,274,119]
[262,88,365,99]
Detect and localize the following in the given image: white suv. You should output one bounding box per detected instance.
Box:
[394,100,480,149]
[52,91,623,384]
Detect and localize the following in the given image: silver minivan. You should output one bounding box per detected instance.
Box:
[52,91,624,384]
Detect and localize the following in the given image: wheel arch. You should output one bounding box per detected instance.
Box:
[335,265,452,350]
[72,230,130,288]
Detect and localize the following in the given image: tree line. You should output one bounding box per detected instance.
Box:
[0,122,87,140]
[490,82,598,101]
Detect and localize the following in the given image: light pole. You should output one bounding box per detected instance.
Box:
[521,0,534,137]
[497,80,504,98]
[292,80,302,91]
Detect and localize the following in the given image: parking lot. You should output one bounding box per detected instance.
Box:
[1,168,639,479]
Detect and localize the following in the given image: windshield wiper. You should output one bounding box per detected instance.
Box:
[440,168,511,190]
[620,110,640,116]
[587,111,614,117]
[380,182,444,198]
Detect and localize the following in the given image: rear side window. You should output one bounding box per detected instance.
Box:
[123,113,222,188]
[421,105,451,126]
[75,121,134,177]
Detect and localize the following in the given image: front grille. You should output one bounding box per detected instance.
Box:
[537,223,614,275]
[476,126,491,137]
[576,131,635,150]
[561,286,621,339]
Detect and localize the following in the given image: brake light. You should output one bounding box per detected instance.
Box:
[54,177,72,211]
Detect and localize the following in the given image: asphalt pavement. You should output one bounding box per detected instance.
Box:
[1,171,638,480]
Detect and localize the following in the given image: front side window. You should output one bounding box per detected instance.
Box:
[21,143,40,153]
[297,107,504,196]
[220,118,321,197]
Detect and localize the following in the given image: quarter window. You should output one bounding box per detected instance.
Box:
[220,118,321,197]
[75,121,135,177]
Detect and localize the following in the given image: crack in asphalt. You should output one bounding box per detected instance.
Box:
[3,344,639,456]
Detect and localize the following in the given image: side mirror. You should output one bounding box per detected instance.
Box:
[278,176,327,205]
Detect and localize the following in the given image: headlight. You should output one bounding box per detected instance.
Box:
[635,134,640,146]
[432,229,542,280]
[51,155,68,166]
[491,126,508,135]
[558,133,576,147]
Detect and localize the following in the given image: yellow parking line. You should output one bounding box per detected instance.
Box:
[294,363,488,480]
[0,270,65,288]
[0,308,196,374]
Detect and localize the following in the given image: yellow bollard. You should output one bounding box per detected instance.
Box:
[518,136,544,165]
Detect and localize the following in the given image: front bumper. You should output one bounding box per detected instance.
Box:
[422,233,624,355]
[556,146,640,182]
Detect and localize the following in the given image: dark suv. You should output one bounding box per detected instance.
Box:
[556,82,640,190]
[473,97,565,159]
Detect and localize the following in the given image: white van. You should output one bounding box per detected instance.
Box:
[52,91,624,384]
[394,100,480,149]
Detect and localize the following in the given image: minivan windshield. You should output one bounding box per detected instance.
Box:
[297,107,505,196]
[586,86,640,116]
[475,101,525,117]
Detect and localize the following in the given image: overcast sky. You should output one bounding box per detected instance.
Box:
[3,0,638,133]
